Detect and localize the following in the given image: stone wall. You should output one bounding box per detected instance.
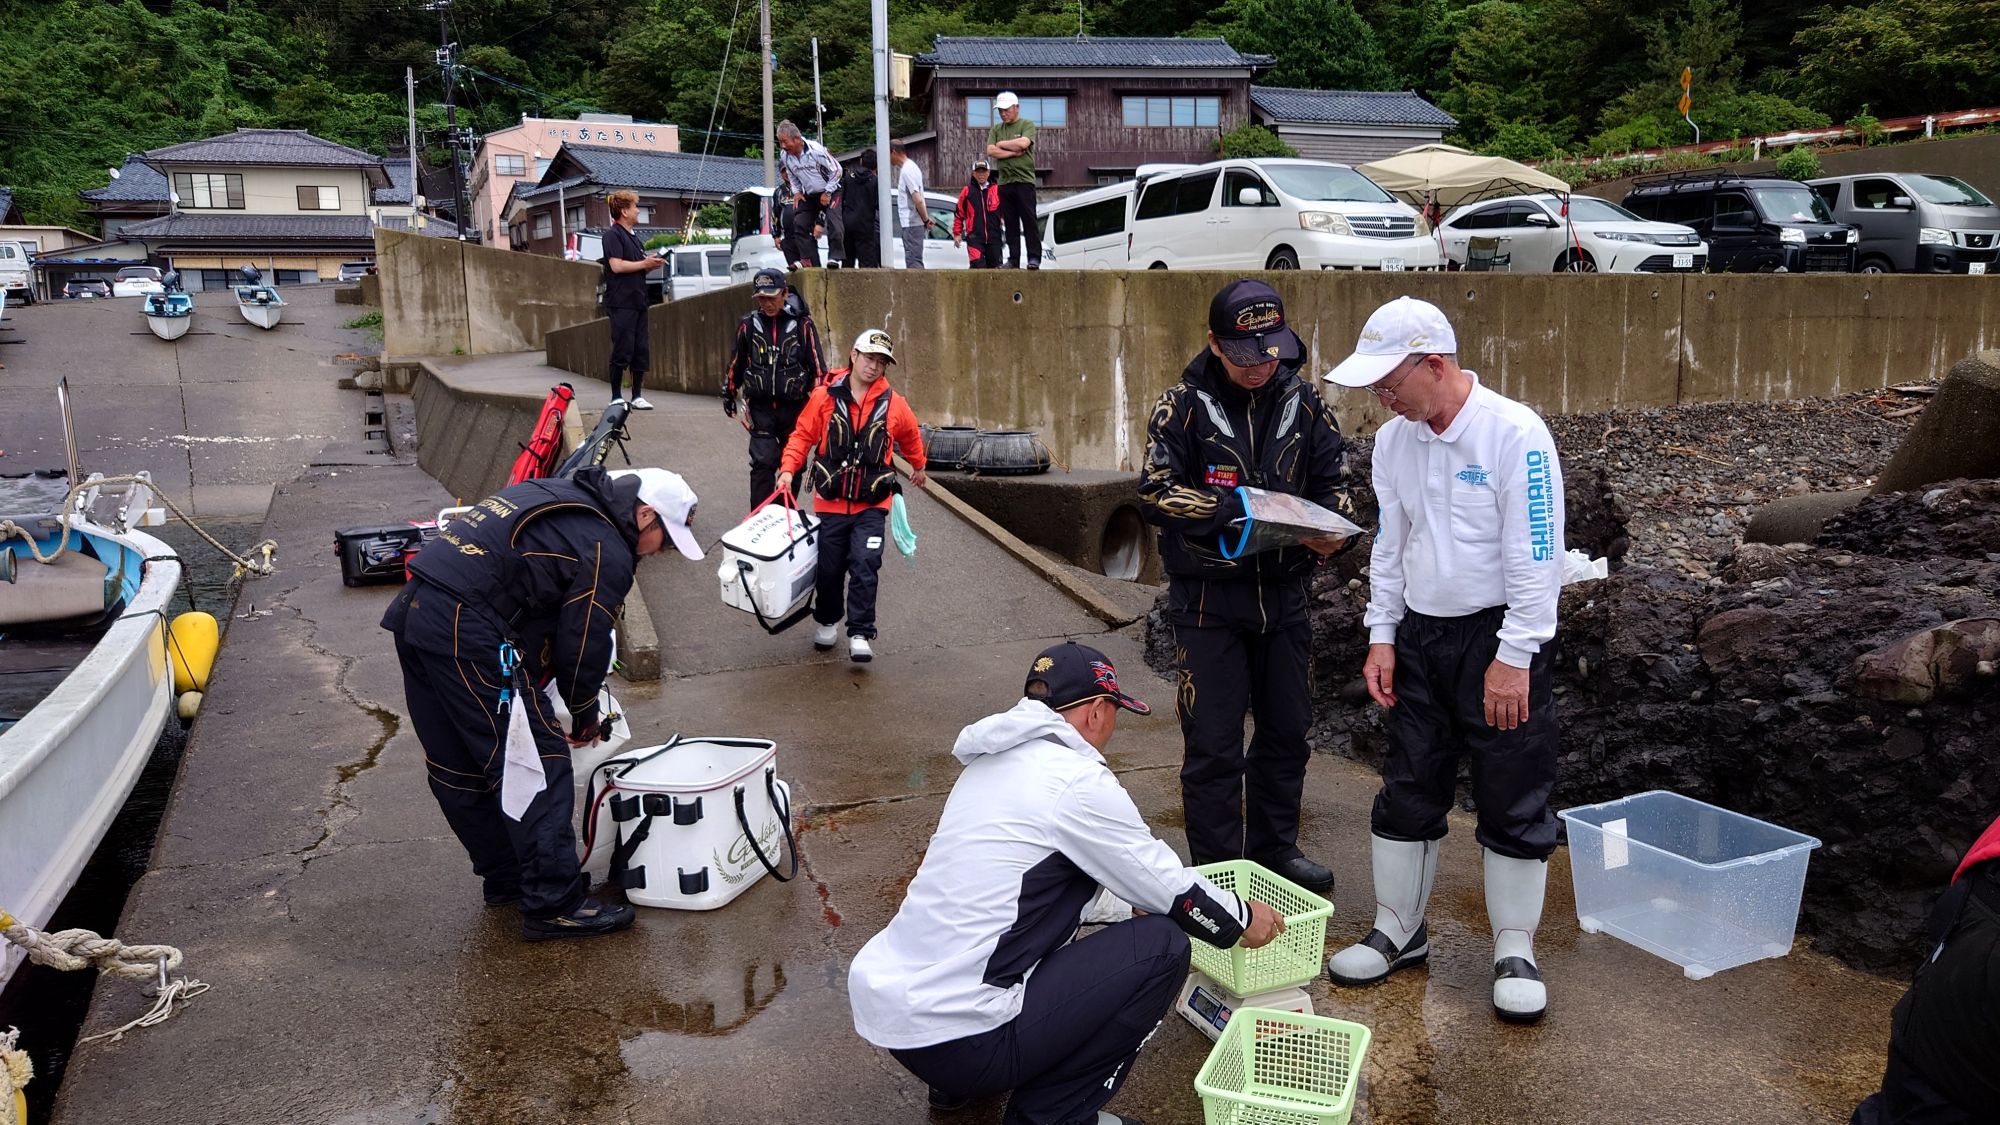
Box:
[376,229,599,358]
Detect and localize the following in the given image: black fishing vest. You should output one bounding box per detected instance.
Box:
[408,476,621,634]
[809,380,899,506]
[740,311,815,401]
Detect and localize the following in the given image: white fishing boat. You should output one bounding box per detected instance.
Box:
[233,284,285,329]
[140,290,194,341]
[0,385,181,988]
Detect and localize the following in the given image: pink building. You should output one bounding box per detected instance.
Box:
[467,114,679,248]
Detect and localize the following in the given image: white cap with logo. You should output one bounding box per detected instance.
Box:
[852,327,896,363]
[1323,296,1459,388]
[611,468,705,560]
[994,91,1020,110]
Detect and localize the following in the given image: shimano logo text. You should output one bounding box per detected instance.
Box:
[1525,449,1554,561]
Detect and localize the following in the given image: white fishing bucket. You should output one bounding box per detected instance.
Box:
[563,687,632,884]
[601,736,796,910]
[717,499,818,633]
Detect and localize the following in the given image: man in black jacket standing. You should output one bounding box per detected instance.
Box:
[1137,280,1350,892]
[382,466,705,940]
[723,268,827,508]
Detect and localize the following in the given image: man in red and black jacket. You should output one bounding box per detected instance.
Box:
[723,268,826,509]
[952,159,1003,269]
[1851,814,2000,1124]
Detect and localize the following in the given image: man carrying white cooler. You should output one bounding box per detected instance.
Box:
[1321,297,1566,1022]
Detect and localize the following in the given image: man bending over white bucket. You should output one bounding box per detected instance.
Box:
[847,642,1286,1125]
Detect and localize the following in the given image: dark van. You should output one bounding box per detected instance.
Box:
[1622,173,1857,273]
[1807,173,2000,274]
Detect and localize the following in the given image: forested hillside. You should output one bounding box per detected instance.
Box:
[2,0,1995,227]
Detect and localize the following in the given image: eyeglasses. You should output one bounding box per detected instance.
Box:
[1367,354,1430,403]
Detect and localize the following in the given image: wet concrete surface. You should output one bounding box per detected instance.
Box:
[53,358,1901,1124]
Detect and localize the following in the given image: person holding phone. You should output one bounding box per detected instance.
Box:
[600,188,662,410]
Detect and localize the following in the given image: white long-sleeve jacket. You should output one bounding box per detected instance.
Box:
[1364,373,1565,667]
[847,699,1248,1050]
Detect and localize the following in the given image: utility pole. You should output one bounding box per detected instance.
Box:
[405,67,421,228]
[812,37,824,142]
[434,0,469,239]
[872,0,893,268]
[760,0,776,189]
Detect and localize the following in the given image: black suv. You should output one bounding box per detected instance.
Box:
[1622,173,1858,273]
[63,278,112,299]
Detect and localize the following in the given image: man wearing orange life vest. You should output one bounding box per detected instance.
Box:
[776,328,928,664]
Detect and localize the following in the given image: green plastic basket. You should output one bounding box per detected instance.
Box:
[1189,860,1333,994]
[1194,1008,1372,1125]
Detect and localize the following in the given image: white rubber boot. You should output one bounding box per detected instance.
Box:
[1327,836,1438,986]
[1486,849,1549,1023]
[812,623,838,651]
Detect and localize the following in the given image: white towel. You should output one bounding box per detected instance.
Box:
[500,692,547,820]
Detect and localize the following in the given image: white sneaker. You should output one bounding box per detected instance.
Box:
[849,636,873,663]
[812,623,838,651]
[609,395,626,407]
[629,396,655,410]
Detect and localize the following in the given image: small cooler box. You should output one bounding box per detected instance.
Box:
[717,502,818,632]
[602,736,795,911]
[334,523,438,586]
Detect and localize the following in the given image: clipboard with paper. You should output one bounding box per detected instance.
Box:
[1219,486,1365,559]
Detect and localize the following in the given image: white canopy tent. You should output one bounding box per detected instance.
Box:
[1359,144,1580,269]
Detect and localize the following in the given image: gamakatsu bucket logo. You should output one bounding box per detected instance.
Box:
[1525,450,1554,561]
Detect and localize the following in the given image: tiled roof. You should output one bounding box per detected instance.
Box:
[917,37,1271,69]
[512,175,594,205]
[551,145,765,196]
[1249,86,1457,128]
[375,161,416,205]
[143,128,385,170]
[81,154,171,203]
[117,214,377,241]
[0,188,16,222]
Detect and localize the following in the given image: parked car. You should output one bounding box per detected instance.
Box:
[1806,173,2000,275]
[727,186,970,281]
[662,244,734,301]
[63,278,112,299]
[1621,173,1856,273]
[1037,182,1136,270]
[337,261,376,282]
[1126,158,1441,271]
[0,241,31,305]
[1439,193,1707,273]
[111,265,166,298]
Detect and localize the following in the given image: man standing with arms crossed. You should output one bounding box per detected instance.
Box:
[775,120,840,269]
[985,92,1042,269]
[1137,279,1349,894]
[1321,296,1566,1024]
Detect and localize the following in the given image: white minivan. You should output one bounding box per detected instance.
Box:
[662,245,734,300]
[1037,165,1194,270]
[727,186,968,282]
[0,241,32,305]
[1127,158,1440,271]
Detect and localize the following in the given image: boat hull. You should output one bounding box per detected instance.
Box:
[237,303,282,330]
[0,526,180,988]
[145,314,192,341]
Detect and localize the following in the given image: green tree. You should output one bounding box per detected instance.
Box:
[1793,0,2000,119]
[1215,124,1298,157]
[1219,0,1395,90]
[1775,144,1822,180]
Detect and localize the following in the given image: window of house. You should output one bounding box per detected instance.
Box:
[296,186,341,210]
[275,269,315,285]
[565,205,585,231]
[495,154,527,177]
[1122,96,1220,128]
[197,269,232,292]
[966,96,1067,128]
[533,213,553,239]
[173,172,245,209]
[636,204,655,225]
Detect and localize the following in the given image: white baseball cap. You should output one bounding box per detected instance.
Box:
[612,468,704,560]
[852,327,896,363]
[994,91,1020,110]
[1323,296,1459,388]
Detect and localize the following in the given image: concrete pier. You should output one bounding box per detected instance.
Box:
[13,310,1903,1124]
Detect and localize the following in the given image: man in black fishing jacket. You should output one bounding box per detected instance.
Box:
[1138,279,1352,892]
[381,466,705,941]
[723,268,827,510]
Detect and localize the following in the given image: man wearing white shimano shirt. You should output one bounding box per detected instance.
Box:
[849,642,1285,1125]
[1320,296,1565,1024]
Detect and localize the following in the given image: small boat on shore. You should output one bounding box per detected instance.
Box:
[140,290,193,341]
[234,285,285,329]
[0,385,182,989]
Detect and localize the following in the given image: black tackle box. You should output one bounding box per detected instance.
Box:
[333,522,438,587]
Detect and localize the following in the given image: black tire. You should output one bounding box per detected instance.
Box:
[1149,261,1168,270]
[1266,247,1300,270]
[1559,250,1597,273]
[1858,257,1894,275]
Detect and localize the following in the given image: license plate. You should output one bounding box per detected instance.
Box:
[1971,262,1988,275]
[1673,253,1694,269]
[1380,257,1405,272]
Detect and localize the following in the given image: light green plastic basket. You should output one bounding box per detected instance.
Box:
[1194,1008,1372,1125]
[1189,860,1333,994]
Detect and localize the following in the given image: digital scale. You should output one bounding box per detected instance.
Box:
[1175,969,1313,1042]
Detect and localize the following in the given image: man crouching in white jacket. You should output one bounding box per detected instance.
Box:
[848,641,1287,1125]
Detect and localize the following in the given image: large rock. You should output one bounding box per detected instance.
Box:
[1855,618,2000,704]
[1872,352,2000,493]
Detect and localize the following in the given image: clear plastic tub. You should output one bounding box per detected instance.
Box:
[1559,790,1821,979]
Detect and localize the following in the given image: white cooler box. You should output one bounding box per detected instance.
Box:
[718,502,819,633]
[601,736,796,910]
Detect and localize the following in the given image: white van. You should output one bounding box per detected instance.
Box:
[0,241,34,305]
[727,186,968,281]
[1038,183,1134,270]
[663,245,734,300]
[1127,158,1441,271]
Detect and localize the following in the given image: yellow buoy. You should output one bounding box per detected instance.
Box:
[167,611,219,694]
